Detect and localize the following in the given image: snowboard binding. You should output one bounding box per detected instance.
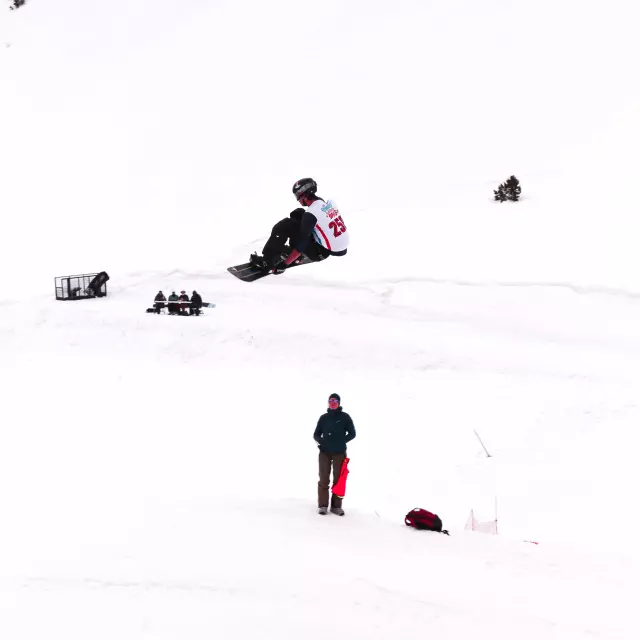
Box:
[249,252,270,272]
[250,252,290,274]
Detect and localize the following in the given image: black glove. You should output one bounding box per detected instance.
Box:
[290,208,305,222]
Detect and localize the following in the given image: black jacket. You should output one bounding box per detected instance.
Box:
[154,292,166,302]
[313,407,356,454]
[191,292,203,308]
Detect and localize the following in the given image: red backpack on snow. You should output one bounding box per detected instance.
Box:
[405,508,450,535]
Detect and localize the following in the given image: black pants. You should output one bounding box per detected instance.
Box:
[262,218,330,267]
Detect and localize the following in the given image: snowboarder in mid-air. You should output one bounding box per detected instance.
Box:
[249,178,350,275]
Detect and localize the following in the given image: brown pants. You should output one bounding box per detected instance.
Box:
[318,451,346,509]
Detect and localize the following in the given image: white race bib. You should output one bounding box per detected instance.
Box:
[307,199,350,252]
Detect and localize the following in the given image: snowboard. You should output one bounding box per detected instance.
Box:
[227,256,312,283]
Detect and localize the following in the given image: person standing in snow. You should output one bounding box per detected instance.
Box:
[314,393,356,516]
[249,178,350,274]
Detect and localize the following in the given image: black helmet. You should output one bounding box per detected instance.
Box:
[292,178,317,200]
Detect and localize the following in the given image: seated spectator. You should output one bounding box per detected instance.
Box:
[154,290,166,314]
[190,290,203,316]
[178,290,190,315]
[167,291,179,315]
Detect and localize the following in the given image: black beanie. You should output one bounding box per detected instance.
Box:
[329,393,341,404]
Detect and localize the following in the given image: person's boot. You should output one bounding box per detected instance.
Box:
[330,507,345,516]
[272,260,288,275]
[267,252,289,274]
[317,507,328,515]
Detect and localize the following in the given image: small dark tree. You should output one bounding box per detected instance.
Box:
[10,0,27,10]
[494,184,508,202]
[493,175,521,203]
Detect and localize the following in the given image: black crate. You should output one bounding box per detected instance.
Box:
[55,272,109,300]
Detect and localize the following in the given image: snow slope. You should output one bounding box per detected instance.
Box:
[2,1,640,638]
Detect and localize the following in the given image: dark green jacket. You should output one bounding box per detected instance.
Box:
[313,407,356,454]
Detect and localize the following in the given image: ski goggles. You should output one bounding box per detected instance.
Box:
[294,183,315,200]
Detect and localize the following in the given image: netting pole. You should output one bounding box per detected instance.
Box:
[474,429,492,457]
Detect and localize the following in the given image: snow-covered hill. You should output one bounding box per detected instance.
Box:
[1,1,640,638]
